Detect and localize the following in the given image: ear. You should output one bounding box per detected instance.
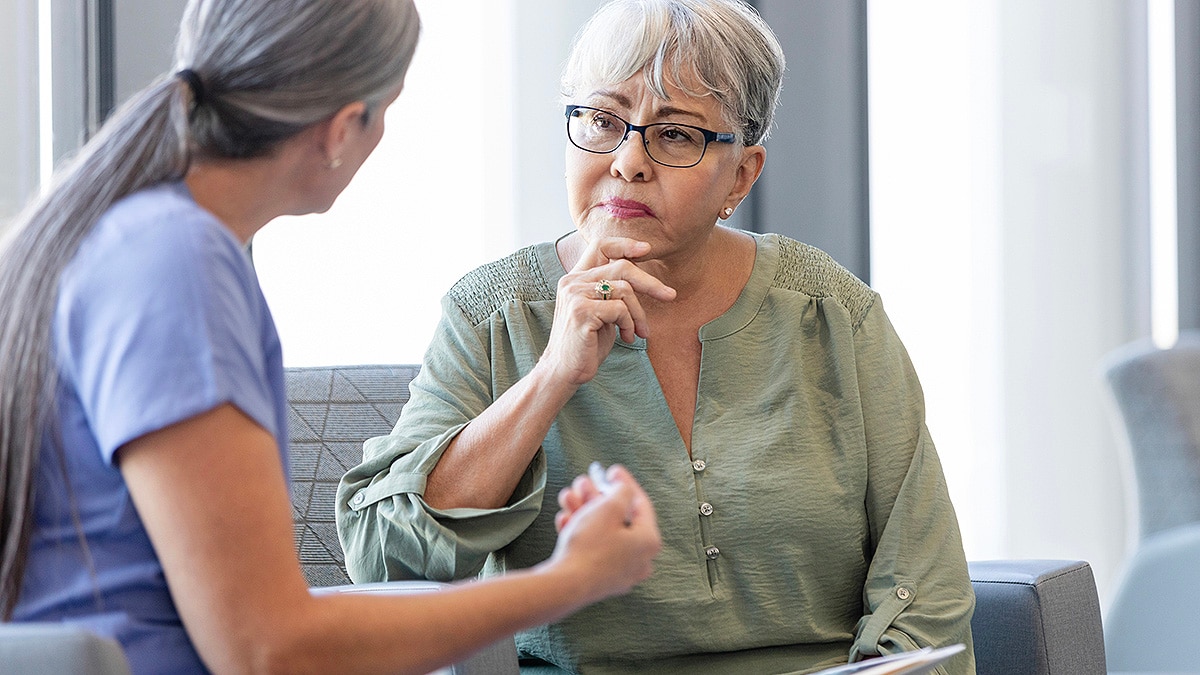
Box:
[727,145,766,206]
[320,101,368,165]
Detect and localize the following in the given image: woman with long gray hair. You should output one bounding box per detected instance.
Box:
[0,0,661,672]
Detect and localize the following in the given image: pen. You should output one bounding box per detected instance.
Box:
[588,461,613,494]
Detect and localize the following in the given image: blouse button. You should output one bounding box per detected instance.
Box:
[897,587,912,600]
[692,459,707,472]
[705,546,721,560]
[699,502,714,517]
[350,491,366,507]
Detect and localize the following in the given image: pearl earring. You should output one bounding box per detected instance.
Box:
[328,157,343,170]
[723,207,734,217]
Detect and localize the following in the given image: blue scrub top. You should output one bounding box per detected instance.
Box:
[13,182,289,674]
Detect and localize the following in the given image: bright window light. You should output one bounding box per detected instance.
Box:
[253,0,513,367]
[1149,0,1178,349]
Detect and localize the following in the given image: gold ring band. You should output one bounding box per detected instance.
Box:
[595,280,613,301]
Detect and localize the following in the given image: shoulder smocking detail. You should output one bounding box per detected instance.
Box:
[446,244,557,325]
[770,236,877,330]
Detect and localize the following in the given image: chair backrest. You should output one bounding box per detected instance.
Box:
[1101,333,1200,540]
[285,364,520,675]
[285,364,420,586]
[969,560,1106,675]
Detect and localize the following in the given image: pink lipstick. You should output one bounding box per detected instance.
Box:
[601,197,655,219]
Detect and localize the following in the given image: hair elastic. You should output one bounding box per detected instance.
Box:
[176,68,206,109]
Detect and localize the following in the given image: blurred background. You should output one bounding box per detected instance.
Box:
[1,0,1193,621]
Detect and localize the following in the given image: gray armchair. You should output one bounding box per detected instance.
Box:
[285,364,1108,675]
[969,560,1106,674]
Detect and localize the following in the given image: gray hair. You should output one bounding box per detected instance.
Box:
[560,0,785,146]
[0,0,420,618]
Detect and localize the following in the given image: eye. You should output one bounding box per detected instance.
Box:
[658,125,698,145]
[589,111,616,129]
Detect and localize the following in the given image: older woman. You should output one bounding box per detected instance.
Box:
[338,0,974,672]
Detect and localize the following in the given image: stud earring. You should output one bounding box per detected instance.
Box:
[327,157,343,170]
[723,207,734,217]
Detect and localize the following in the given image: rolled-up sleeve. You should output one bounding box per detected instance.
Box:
[847,300,976,674]
[336,296,547,583]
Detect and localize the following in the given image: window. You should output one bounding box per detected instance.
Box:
[253,0,516,366]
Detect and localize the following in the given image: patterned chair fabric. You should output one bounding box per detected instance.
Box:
[285,364,420,587]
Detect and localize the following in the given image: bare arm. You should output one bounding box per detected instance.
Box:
[119,403,660,675]
[424,237,675,510]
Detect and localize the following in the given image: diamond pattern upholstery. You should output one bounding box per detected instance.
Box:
[285,364,420,587]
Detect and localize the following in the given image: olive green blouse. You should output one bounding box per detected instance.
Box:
[336,232,975,674]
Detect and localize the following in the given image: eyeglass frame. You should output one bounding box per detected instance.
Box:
[564,104,737,169]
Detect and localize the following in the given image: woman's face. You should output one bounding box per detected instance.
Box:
[565,74,764,260]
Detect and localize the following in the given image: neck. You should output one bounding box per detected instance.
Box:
[184,155,300,244]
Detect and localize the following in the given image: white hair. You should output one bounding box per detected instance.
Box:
[561,0,785,145]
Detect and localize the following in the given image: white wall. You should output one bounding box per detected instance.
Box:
[870,0,1146,603]
[510,0,608,247]
[254,0,610,366]
[0,0,39,225]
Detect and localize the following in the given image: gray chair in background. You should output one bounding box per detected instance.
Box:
[1102,523,1200,672]
[1101,334,1200,672]
[1102,333,1200,540]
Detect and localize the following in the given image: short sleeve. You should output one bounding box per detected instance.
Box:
[55,192,278,463]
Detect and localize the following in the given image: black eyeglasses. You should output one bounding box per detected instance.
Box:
[565,105,736,168]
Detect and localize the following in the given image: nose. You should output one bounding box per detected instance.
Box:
[610,128,654,182]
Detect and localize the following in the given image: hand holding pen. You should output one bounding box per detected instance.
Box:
[545,463,662,603]
[555,463,647,532]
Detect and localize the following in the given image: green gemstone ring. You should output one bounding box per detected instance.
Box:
[595,280,613,300]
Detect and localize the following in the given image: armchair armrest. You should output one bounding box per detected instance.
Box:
[0,622,132,675]
[312,581,520,675]
[969,559,1106,675]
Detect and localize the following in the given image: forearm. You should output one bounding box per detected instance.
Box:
[262,562,589,675]
[424,360,578,509]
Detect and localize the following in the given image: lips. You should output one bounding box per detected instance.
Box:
[600,197,656,219]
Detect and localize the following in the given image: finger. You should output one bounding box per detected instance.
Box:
[557,485,578,512]
[573,279,647,341]
[605,465,660,531]
[584,260,676,303]
[573,237,652,272]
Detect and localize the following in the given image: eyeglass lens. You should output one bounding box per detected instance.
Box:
[568,108,709,167]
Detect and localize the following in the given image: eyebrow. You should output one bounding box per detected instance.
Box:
[588,90,708,123]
